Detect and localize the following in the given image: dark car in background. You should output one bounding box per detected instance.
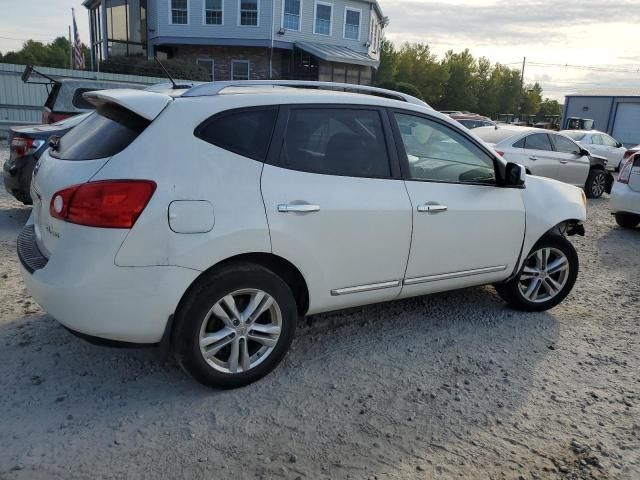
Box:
[3,113,90,204]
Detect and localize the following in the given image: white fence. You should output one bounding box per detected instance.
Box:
[0,63,166,138]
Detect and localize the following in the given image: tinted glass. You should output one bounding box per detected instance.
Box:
[552,134,581,155]
[591,135,603,145]
[51,106,149,161]
[72,88,98,109]
[196,108,277,161]
[513,137,526,148]
[394,113,495,184]
[524,133,552,151]
[281,108,390,178]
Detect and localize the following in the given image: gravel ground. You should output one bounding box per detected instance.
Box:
[0,145,638,480]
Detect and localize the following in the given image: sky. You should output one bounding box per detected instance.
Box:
[0,0,639,102]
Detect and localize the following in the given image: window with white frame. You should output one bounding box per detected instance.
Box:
[314,2,332,35]
[197,59,215,81]
[240,0,259,26]
[283,0,301,31]
[344,8,360,40]
[204,0,223,25]
[170,0,189,24]
[232,60,250,80]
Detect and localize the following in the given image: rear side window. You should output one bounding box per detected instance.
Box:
[72,88,98,109]
[195,108,277,161]
[524,133,552,151]
[50,104,150,161]
[513,137,526,148]
[280,108,390,178]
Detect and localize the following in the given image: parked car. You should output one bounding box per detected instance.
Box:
[475,125,612,198]
[22,65,144,124]
[610,153,640,228]
[18,81,586,388]
[561,130,627,171]
[449,114,496,130]
[3,113,91,204]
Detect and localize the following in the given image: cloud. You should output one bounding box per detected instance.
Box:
[381,0,640,47]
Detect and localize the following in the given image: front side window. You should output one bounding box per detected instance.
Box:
[344,8,361,40]
[205,0,223,25]
[231,60,250,80]
[314,2,332,35]
[195,108,277,161]
[394,112,496,184]
[524,133,553,151]
[283,0,301,30]
[281,108,391,178]
[552,134,581,155]
[240,0,258,26]
[602,135,618,147]
[170,0,188,24]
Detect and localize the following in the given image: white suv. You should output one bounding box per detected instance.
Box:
[19,81,587,388]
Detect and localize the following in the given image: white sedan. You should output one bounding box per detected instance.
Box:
[611,154,640,229]
[561,130,627,171]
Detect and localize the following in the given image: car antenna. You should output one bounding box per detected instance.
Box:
[154,56,191,89]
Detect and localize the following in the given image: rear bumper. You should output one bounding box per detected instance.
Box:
[18,223,200,344]
[610,181,640,215]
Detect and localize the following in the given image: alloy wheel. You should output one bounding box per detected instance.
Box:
[518,247,570,303]
[198,289,282,374]
[591,172,606,197]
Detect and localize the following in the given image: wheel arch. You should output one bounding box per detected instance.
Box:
[176,252,310,318]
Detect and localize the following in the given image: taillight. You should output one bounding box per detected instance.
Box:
[618,155,638,184]
[10,137,45,159]
[50,180,156,228]
[495,150,505,157]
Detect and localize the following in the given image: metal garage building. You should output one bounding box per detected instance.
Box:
[562,88,640,146]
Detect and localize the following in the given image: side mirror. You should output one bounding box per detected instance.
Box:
[505,162,526,188]
[579,148,590,157]
[616,142,623,148]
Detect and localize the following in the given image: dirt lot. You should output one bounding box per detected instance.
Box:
[0,145,638,480]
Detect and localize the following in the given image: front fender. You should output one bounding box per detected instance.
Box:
[518,175,586,270]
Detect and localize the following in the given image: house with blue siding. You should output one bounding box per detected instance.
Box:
[83,0,386,84]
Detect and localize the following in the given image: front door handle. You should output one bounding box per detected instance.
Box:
[278,203,320,213]
[560,160,569,164]
[417,203,448,214]
[529,156,538,161]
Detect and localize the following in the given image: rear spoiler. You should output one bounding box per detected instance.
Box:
[83,89,173,121]
[21,65,60,86]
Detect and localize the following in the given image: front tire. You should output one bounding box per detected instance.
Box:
[584,169,607,198]
[495,235,578,312]
[615,213,640,229]
[173,263,297,389]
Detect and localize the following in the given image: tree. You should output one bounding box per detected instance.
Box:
[520,82,543,115]
[439,49,477,111]
[0,37,75,68]
[538,98,562,117]
[376,39,396,85]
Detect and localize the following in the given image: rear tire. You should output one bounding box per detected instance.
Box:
[495,234,578,312]
[173,262,297,389]
[615,213,640,229]
[584,169,607,198]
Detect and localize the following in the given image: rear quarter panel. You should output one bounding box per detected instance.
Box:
[96,97,273,271]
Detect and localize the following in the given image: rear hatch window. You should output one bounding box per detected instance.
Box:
[50,103,150,161]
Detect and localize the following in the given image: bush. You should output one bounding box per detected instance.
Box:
[99,56,210,82]
[395,82,424,100]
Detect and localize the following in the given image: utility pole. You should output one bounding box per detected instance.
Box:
[517,56,526,120]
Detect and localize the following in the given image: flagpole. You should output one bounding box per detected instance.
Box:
[68,24,73,70]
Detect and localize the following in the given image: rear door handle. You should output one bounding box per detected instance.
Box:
[529,156,538,161]
[278,203,320,213]
[417,204,448,214]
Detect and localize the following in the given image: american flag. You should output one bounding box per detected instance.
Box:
[72,9,85,70]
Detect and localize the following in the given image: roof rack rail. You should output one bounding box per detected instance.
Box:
[181,80,431,108]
